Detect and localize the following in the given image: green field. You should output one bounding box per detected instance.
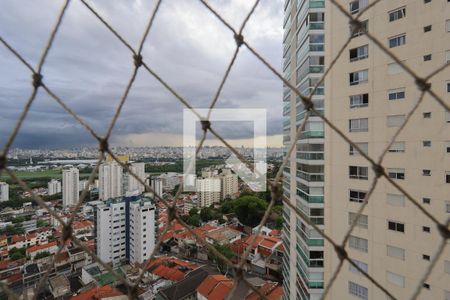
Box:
[1,169,62,180]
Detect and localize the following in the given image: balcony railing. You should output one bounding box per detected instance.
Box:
[300,130,324,139]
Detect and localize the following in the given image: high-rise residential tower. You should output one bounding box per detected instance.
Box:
[282,0,326,299]
[282,1,450,300]
[99,161,123,200]
[96,195,156,266]
[127,162,146,194]
[62,168,79,208]
[48,179,61,196]
[0,182,9,202]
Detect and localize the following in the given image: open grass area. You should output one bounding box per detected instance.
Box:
[1,169,62,180]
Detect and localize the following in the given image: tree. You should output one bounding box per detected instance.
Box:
[9,247,26,261]
[200,207,214,222]
[189,207,198,217]
[36,220,48,228]
[233,196,268,227]
[208,243,234,274]
[187,214,201,227]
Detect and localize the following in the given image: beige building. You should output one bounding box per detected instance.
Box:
[196,177,221,208]
[282,0,450,300]
[220,169,238,200]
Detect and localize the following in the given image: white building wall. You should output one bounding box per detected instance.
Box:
[0,182,9,202]
[62,168,79,208]
[99,162,123,200]
[128,162,146,194]
[221,173,238,200]
[196,178,221,207]
[48,179,61,196]
[129,201,155,265]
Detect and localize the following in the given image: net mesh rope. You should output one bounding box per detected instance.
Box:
[0,0,448,299]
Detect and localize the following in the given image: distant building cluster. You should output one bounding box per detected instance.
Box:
[196,167,239,208]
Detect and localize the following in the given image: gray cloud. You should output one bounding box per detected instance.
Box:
[0,0,284,149]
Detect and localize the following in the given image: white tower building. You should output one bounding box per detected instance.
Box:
[62,168,79,208]
[99,162,123,200]
[0,182,9,202]
[127,162,146,194]
[47,179,61,196]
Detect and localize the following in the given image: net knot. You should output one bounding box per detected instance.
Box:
[99,138,109,153]
[349,19,363,35]
[334,245,348,261]
[415,78,431,92]
[200,120,211,132]
[32,73,43,88]
[372,164,384,178]
[304,99,314,111]
[133,54,143,68]
[62,224,73,242]
[234,33,244,47]
[437,223,450,240]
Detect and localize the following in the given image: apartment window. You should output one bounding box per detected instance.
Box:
[387,168,405,179]
[423,112,431,118]
[349,166,369,180]
[423,226,431,233]
[447,82,450,93]
[349,212,368,229]
[447,171,450,183]
[387,245,405,260]
[350,93,369,108]
[349,70,368,85]
[349,235,368,252]
[349,118,368,132]
[423,140,431,147]
[349,281,368,300]
[424,25,432,32]
[424,0,431,3]
[387,194,405,206]
[350,20,368,37]
[350,190,367,203]
[388,88,405,100]
[423,54,432,61]
[389,34,406,48]
[447,201,450,213]
[423,283,430,290]
[387,271,405,287]
[422,169,431,176]
[349,259,369,274]
[423,254,431,261]
[423,197,431,204]
[349,0,368,14]
[388,62,404,75]
[349,142,368,155]
[388,220,405,233]
[388,142,405,153]
[350,45,369,62]
[389,7,406,22]
[446,141,450,153]
[387,115,405,127]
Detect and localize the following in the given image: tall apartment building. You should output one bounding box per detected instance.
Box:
[0,182,9,202]
[282,0,326,299]
[99,162,123,200]
[196,177,221,207]
[220,169,238,200]
[47,179,61,196]
[150,177,163,198]
[127,162,146,194]
[62,168,79,208]
[96,196,156,266]
[282,1,450,300]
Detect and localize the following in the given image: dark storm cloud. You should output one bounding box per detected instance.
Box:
[0,0,284,148]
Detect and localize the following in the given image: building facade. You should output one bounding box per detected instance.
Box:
[47,179,61,196]
[282,0,326,299]
[62,168,79,208]
[282,0,450,300]
[96,196,156,266]
[324,1,450,299]
[220,169,238,200]
[99,162,123,200]
[196,177,221,208]
[0,182,9,202]
[128,162,146,194]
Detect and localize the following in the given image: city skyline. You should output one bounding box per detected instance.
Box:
[0,0,285,148]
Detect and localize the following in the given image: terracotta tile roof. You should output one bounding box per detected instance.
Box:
[246,282,282,300]
[0,260,10,270]
[196,275,233,300]
[54,251,70,263]
[26,241,57,254]
[11,235,25,243]
[71,285,123,300]
[269,229,280,237]
[147,256,199,282]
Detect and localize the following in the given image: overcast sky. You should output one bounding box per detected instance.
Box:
[0,0,284,149]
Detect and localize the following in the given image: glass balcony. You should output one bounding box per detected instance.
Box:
[297,190,324,203]
[308,238,324,246]
[309,0,325,8]
[300,130,324,139]
[296,151,324,160]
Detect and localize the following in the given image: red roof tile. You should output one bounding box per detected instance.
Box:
[197,275,233,300]
[71,285,123,300]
